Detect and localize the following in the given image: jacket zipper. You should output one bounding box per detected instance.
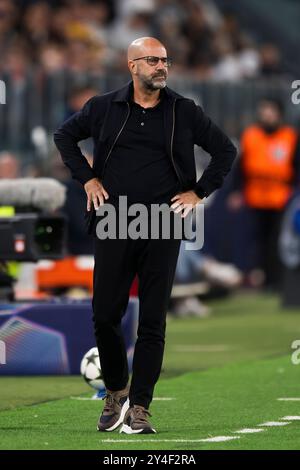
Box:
[101,102,131,178]
[170,98,183,186]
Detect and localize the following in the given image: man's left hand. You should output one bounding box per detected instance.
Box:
[171,190,203,218]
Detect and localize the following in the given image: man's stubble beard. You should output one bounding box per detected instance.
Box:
[139,73,167,91]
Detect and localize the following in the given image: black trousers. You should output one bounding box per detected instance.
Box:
[92,231,181,409]
[252,208,283,289]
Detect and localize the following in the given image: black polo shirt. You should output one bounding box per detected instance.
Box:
[102,90,181,206]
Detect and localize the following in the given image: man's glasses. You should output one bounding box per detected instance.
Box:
[132,56,172,67]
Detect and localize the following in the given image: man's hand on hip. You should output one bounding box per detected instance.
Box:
[84,178,109,211]
[171,190,203,218]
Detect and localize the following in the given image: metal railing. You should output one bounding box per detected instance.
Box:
[0,71,299,163]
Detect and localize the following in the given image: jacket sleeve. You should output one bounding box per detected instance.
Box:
[53,98,96,186]
[193,105,237,199]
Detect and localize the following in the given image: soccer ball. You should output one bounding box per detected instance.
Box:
[80,347,105,391]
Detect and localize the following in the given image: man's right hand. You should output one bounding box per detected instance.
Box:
[84,178,109,211]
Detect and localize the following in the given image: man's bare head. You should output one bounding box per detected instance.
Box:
[127,37,169,91]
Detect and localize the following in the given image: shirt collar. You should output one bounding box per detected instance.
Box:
[129,87,165,108]
[113,80,168,104]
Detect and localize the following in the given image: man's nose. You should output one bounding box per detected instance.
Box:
[155,64,167,72]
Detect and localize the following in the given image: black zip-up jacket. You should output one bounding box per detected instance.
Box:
[54,81,237,232]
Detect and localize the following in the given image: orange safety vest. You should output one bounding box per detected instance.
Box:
[241,125,298,210]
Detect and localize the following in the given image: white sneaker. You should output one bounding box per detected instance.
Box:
[173,296,211,318]
[202,259,242,288]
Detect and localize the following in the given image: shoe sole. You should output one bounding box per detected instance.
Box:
[97,398,130,432]
[119,423,157,434]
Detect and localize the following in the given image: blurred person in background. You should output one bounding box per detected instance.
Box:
[50,150,94,255]
[227,98,299,290]
[0,0,18,56]
[259,44,283,77]
[61,85,97,255]
[152,9,189,74]
[182,1,217,78]
[0,0,286,79]
[172,241,242,318]
[22,1,52,49]
[1,41,35,151]
[2,41,31,80]
[0,151,20,178]
[48,85,98,255]
[108,1,154,54]
[39,42,66,73]
[64,84,98,119]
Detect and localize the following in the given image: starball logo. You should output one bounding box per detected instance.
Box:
[0,80,6,104]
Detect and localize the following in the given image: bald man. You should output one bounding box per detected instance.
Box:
[54,37,236,434]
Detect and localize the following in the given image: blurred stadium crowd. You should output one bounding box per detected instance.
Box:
[0,0,285,80]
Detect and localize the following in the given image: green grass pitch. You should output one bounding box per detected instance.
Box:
[1,293,300,450]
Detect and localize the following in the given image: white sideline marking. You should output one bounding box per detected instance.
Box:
[234,428,265,434]
[102,436,240,443]
[277,398,300,401]
[153,398,175,401]
[102,439,201,443]
[172,345,232,353]
[200,436,240,442]
[259,421,290,427]
[280,416,300,421]
[70,397,97,401]
[101,414,300,445]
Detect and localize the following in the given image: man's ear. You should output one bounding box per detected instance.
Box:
[128,60,137,75]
